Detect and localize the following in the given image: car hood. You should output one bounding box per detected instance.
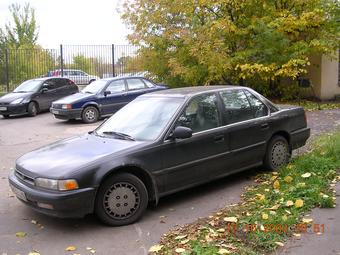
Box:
[16,133,144,178]
[0,92,33,103]
[53,92,94,104]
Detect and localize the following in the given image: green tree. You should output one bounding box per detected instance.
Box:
[122,0,340,91]
[3,3,38,49]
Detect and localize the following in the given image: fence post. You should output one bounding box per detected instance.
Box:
[5,49,9,92]
[60,44,64,77]
[112,44,115,77]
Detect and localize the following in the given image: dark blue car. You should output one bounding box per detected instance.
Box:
[50,76,168,123]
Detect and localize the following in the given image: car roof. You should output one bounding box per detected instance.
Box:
[29,77,71,82]
[142,85,246,98]
[100,76,148,82]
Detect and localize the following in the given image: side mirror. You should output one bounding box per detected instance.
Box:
[104,91,111,97]
[171,126,192,140]
[41,88,48,93]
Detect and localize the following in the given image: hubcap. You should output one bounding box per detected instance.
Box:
[32,104,37,114]
[103,182,140,219]
[271,141,288,168]
[85,109,96,121]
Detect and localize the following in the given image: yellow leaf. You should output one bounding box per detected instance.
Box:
[149,244,163,253]
[297,182,306,188]
[286,200,294,207]
[284,176,293,183]
[302,218,313,224]
[268,204,280,210]
[90,250,96,254]
[282,215,288,221]
[175,248,186,253]
[301,172,311,178]
[180,239,190,244]
[28,252,40,255]
[295,199,304,208]
[262,213,269,220]
[293,233,301,237]
[217,228,225,233]
[65,246,76,251]
[275,242,284,247]
[175,235,187,240]
[15,232,26,238]
[218,248,230,254]
[256,193,265,201]
[273,180,280,189]
[223,216,238,223]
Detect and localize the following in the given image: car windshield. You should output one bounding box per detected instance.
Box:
[13,80,42,92]
[82,80,107,94]
[95,97,184,141]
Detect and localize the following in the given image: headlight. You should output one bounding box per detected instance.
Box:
[61,104,72,110]
[35,178,79,191]
[10,98,24,104]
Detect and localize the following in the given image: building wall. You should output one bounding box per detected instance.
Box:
[307,51,340,100]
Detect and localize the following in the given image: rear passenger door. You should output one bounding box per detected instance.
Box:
[126,78,148,100]
[219,89,269,170]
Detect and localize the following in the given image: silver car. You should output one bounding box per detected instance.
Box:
[48,69,99,85]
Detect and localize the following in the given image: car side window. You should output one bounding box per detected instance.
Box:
[127,79,146,91]
[219,89,253,125]
[105,80,126,94]
[143,79,155,88]
[42,79,57,90]
[244,90,269,118]
[54,79,67,89]
[176,93,220,133]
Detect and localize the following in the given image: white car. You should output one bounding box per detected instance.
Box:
[48,69,99,85]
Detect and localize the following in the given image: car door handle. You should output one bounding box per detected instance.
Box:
[214,135,224,143]
[261,123,269,129]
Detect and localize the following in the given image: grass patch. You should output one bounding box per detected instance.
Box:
[273,100,340,111]
[150,132,340,255]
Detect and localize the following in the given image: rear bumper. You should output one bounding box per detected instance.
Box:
[0,103,28,116]
[8,171,96,218]
[290,127,310,150]
[50,107,82,120]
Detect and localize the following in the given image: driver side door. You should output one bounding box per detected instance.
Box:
[157,93,229,194]
[37,79,58,110]
[100,79,128,115]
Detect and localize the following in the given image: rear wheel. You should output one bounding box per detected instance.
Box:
[27,102,38,117]
[95,173,148,226]
[81,106,99,123]
[2,114,10,118]
[264,135,290,170]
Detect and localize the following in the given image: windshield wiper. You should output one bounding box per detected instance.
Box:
[102,131,135,141]
[13,91,27,93]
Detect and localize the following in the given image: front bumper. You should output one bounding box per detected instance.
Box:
[0,103,28,116]
[291,127,311,150]
[50,107,82,120]
[8,171,96,218]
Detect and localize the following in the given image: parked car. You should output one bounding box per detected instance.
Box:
[0,78,78,118]
[50,76,168,123]
[47,69,99,85]
[8,86,310,226]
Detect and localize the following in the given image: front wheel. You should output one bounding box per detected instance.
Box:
[264,135,290,170]
[27,102,38,117]
[81,106,99,123]
[2,114,10,118]
[95,173,148,226]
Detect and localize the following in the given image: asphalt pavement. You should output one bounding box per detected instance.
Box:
[0,109,339,255]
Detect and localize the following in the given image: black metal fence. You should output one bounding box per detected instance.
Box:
[0,44,141,93]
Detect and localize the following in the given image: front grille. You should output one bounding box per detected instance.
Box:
[15,169,35,186]
[0,102,9,106]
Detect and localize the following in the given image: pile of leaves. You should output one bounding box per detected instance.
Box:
[149,131,340,255]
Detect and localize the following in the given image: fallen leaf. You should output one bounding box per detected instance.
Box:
[65,246,76,251]
[302,218,313,224]
[267,204,280,210]
[86,247,92,251]
[175,248,186,253]
[31,220,37,225]
[217,228,225,233]
[297,182,306,188]
[275,242,284,247]
[256,193,265,201]
[174,235,187,240]
[149,244,163,253]
[90,250,96,254]
[262,213,269,220]
[301,172,311,178]
[218,248,230,254]
[28,252,40,255]
[286,200,294,207]
[180,239,190,244]
[284,176,293,183]
[295,199,304,208]
[273,180,280,189]
[223,216,238,223]
[282,215,288,221]
[15,232,26,238]
[293,233,301,237]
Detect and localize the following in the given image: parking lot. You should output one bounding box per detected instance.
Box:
[1,109,340,255]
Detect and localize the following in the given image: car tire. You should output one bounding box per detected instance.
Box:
[95,173,148,226]
[2,114,10,118]
[27,102,38,117]
[81,106,99,123]
[264,135,290,170]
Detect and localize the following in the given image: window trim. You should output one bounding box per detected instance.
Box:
[104,79,127,94]
[126,78,147,91]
